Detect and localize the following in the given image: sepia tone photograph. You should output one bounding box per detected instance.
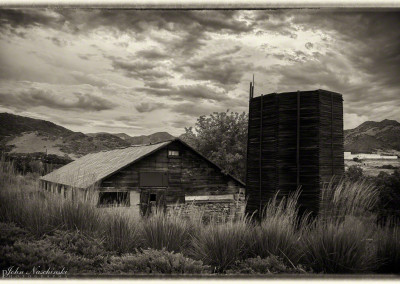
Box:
[0,3,400,279]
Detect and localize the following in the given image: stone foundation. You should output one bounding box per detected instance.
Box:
[166,198,246,222]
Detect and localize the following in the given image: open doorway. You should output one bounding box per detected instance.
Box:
[140,189,165,216]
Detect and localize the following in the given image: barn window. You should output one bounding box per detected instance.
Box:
[168,150,180,157]
[98,191,129,207]
[150,193,157,202]
[139,172,168,187]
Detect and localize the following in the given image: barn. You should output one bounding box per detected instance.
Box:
[39,138,245,217]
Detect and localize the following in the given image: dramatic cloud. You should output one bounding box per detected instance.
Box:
[135,102,165,113]
[0,88,117,111]
[0,9,399,136]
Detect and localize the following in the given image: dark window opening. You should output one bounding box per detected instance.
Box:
[139,172,168,187]
[98,191,129,207]
[150,193,157,202]
[168,150,180,157]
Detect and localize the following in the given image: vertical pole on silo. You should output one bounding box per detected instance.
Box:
[296,91,300,189]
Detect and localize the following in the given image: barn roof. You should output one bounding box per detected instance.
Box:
[40,138,245,189]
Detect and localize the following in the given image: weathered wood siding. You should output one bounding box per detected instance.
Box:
[246,89,344,217]
[100,140,244,205]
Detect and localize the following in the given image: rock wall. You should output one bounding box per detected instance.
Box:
[166,198,246,222]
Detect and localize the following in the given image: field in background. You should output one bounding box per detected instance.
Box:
[345,159,400,176]
[0,157,399,276]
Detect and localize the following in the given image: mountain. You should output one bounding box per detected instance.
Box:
[344,119,400,154]
[87,132,175,145]
[0,113,175,159]
[127,132,175,145]
[0,113,131,159]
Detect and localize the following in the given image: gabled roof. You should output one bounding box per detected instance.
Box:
[40,138,245,189]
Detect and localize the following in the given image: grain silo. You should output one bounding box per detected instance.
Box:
[245,88,344,217]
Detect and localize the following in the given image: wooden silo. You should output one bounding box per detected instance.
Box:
[245,89,344,217]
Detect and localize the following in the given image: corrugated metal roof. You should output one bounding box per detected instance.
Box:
[40,140,172,189]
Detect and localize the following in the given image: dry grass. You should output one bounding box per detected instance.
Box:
[1,156,399,274]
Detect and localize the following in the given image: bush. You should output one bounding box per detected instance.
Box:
[0,223,108,273]
[374,170,400,221]
[346,165,364,182]
[190,217,253,273]
[301,217,377,273]
[141,209,191,253]
[44,230,106,258]
[250,191,304,265]
[375,220,400,273]
[105,248,210,274]
[0,222,33,246]
[230,255,307,274]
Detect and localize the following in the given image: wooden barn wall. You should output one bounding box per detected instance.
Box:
[246,90,344,216]
[100,140,243,205]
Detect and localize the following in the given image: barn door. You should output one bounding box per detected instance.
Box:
[140,189,166,216]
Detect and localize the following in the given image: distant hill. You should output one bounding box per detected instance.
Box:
[344,119,400,154]
[87,131,175,145]
[0,113,175,159]
[0,113,130,159]
[127,132,175,145]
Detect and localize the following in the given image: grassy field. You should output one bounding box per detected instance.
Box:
[345,159,400,176]
[0,158,399,276]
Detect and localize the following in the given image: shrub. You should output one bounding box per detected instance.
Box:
[375,220,400,273]
[105,248,210,274]
[250,191,304,265]
[44,230,106,258]
[141,209,191,253]
[301,217,377,273]
[0,222,33,246]
[230,255,308,274]
[374,170,400,221]
[346,165,364,182]
[190,217,253,273]
[0,223,108,273]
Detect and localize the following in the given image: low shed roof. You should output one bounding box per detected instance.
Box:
[40,139,245,189]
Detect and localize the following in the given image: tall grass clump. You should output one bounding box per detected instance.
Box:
[190,216,254,273]
[301,217,377,273]
[55,190,103,234]
[141,209,191,253]
[320,178,379,222]
[102,209,143,254]
[301,179,380,273]
[250,190,305,265]
[375,218,400,273]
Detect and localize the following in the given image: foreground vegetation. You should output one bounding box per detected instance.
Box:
[0,158,399,276]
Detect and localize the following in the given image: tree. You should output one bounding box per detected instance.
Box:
[345,165,364,182]
[180,110,248,181]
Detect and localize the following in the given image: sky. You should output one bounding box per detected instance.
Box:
[0,9,399,136]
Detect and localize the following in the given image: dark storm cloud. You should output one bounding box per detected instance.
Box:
[175,46,249,91]
[136,84,229,102]
[47,36,69,47]
[135,49,169,60]
[135,102,165,113]
[0,88,117,111]
[0,9,61,31]
[69,71,109,87]
[291,12,400,89]
[171,102,222,117]
[111,58,172,81]
[1,9,251,56]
